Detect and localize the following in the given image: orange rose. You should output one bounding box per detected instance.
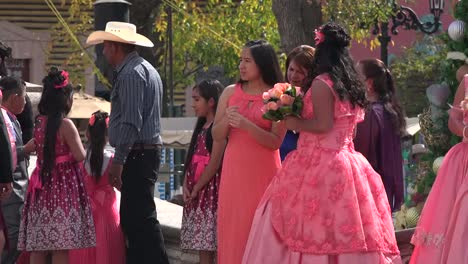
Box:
[273,83,289,93]
[280,94,294,105]
[268,88,283,99]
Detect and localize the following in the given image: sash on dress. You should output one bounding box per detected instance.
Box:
[29,153,75,200]
[192,154,210,182]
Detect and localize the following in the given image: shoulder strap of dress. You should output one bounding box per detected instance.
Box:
[315,74,338,98]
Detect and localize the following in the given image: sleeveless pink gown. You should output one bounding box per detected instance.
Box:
[217,83,282,264]
[242,74,401,264]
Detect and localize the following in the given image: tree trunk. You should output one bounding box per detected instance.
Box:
[272,0,322,54]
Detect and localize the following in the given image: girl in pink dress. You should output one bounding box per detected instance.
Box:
[242,22,401,264]
[18,68,95,264]
[410,76,468,264]
[180,80,225,264]
[69,111,125,264]
[213,40,286,264]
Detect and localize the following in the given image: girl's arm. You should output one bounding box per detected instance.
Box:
[191,139,227,197]
[212,85,236,141]
[448,80,466,138]
[285,79,335,134]
[239,117,286,150]
[61,119,86,162]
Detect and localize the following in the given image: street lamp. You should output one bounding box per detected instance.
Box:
[373,0,445,65]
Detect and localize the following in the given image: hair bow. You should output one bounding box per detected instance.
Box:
[89,114,110,128]
[54,71,70,89]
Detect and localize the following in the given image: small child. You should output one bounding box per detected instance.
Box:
[18,68,95,264]
[69,111,125,264]
[180,80,225,264]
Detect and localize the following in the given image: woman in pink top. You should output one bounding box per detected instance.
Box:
[213,40,286,264]
[242,22,401,264]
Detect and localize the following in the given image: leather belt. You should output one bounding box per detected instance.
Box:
[131,143,161,150]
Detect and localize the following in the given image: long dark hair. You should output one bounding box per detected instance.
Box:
[86,111,109,180]
[183,80,223,177]
[37,67,73,182]
[285,45,316,89]
[241,40,283,86]
[310,22,367,108]
[359,58,407,136]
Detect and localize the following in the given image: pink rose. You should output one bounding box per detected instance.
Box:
[280,94,294,105]
[460,99,468,111]
[268,88,283,99]
[294,86,302,96]
[267,101,279,111]
[262,92,271,100]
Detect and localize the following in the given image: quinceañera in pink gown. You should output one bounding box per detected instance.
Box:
[242,74,401,264]
[410,82,468,264]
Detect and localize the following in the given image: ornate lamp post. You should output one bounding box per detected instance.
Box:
[373,0,445,65]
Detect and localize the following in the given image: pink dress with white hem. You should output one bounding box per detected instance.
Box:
[409,84,468,264]
[242,74,401,264]
[18,116,95,251]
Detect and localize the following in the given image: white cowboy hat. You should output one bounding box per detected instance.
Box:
[86,21,154,47]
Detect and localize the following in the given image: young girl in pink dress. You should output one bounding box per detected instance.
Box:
[180,80,225,264]
[410,76,468,264]
[213,40,286,264]
[18,68,95,264]
[242,22,401,264]
[69,111,125,264]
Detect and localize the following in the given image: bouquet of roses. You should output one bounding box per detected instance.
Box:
[262,83,304,121]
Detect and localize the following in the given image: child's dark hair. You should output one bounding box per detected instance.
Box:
[183,79,223,177]
[359,58,407,136]
[86,110,109,180]
[38,67,73,182]
[240,40,283,86]
[310,22,367,108]
[0,76,26,100]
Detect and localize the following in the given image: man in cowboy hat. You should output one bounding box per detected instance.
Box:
[86,21,169,264]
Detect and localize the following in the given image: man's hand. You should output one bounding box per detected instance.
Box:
[109,163,123,191]
[0,183,12,200]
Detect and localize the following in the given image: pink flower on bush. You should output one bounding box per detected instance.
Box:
[280,94,294,105]
[267,101,279,111]
[262,92,271,100]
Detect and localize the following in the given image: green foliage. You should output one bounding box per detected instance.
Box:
[155,0,281,89]
[390,36,446,117]
[48,0,95,87]
[322,0,395,47]
[404,0,467,211]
